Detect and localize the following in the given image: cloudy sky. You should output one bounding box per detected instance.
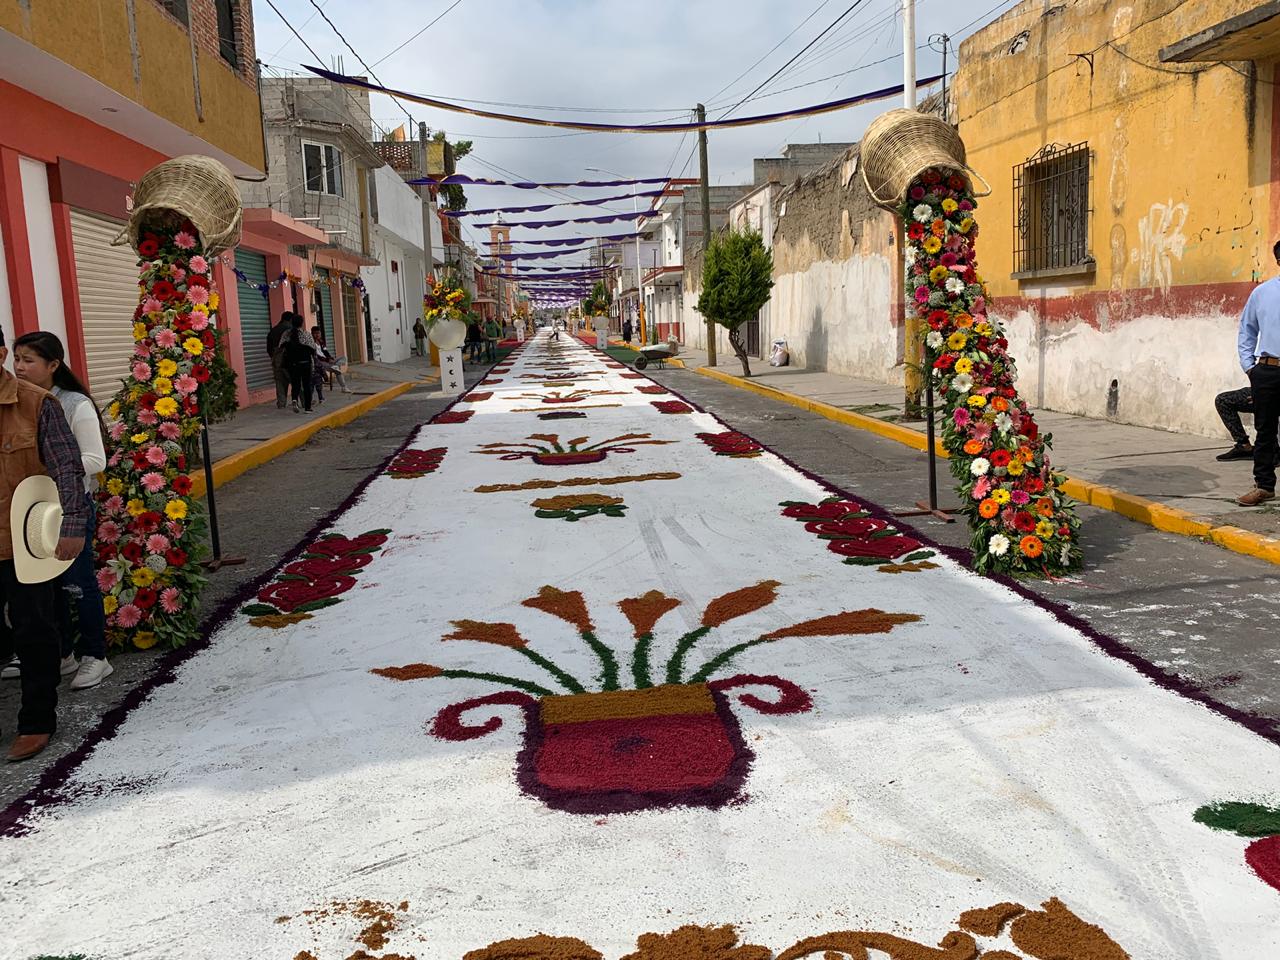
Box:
[254,0,1018,254]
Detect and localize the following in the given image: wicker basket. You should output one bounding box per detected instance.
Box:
[114,155,243,256]
[859,109,990,210]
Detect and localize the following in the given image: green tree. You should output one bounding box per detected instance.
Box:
[432,131,473,211]
[582,279,612,317]
[696,229,774,377]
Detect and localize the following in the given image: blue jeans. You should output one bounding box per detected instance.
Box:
[58,495,106,660]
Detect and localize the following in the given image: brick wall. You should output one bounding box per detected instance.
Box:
[151,0,257,86]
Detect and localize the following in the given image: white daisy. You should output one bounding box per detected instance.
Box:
[970,457,990,477]
[989,533,1010,556]
[945,277,966,295]
[994,412,1013,433]
[913,203,934,223]
[925,331,944,349]
[951,373,974,394]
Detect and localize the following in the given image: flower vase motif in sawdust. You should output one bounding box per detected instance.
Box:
[241,530,391,629]
[1194,800,1280,896]
[97,220,219,650]
[781,497,939,573]
[697,431,764,458]
[476,433,674,467]
[387,448,446,480]
[900,168,1081,576]
[371,583,919,814]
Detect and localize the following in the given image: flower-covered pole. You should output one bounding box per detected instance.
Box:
[900,168,1082,575]
[97,218,215,648]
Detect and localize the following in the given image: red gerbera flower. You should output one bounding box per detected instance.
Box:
[186,273,209,288]
[140,392,157,409]
[177,454,188,472]
[191,365,210,383]
[1013,511,1037,533]
[165,547,188,568]
[151,280,177,301]
[138,238,160,258]
[134,587,158,609]
[908,222,925,241]
[990,449,1012,468]
[171,475,193,495]
[121,541,144,563]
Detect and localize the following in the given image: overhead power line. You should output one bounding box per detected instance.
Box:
[371,0,467,67]
[304,0,416,126]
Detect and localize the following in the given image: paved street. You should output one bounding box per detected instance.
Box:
[2,332,1277,959]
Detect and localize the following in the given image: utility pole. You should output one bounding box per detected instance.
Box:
[697,103,715,367]
[901,0,923,419]
[418,122,435,282]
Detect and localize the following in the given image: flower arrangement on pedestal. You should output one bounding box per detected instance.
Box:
[423,272,472,331]
[900,168,1081,575]
[96,218,214,649]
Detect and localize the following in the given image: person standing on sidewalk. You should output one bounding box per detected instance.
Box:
[11,333,111,691]
[0,326,87,761]
[413,318,427,359]
[267,311,293,410]
[1236,240,1280,505]
[283,314,317,414]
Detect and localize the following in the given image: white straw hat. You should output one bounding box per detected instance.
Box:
[11,476,74,584]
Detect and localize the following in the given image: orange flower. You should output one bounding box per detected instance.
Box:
[955,313,974,329]
[701,580,781,628]
[931,219,947,238]
[978,498,1000,519]
[761,609,920,640]
[618,590,681,637]
[991,397,1009,413]
[1019,445,1035,461]
[370,663,443,681]
[443,620,526,649]
[522,586,594,633]
[963,439,985,456]
[1035,497,1055,517]
[1020,535,1044,558]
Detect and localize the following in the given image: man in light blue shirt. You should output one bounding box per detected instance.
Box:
[1237,242,1280,505]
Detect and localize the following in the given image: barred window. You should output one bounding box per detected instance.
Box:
[1013,142,1093,277]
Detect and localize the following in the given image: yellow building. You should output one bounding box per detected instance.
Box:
[955,0,1278,436]
[1,0,267,402]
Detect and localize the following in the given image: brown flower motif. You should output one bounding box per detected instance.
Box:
[761,609,920,640]
[532,494,623,511]
[370,663,444,681]
[621,925,770,960]
[618,590,681,638]
[700,580,782,628]
[443,619,527,649]
[522,586,595,633]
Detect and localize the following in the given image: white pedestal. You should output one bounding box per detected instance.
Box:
[439,348,464,397]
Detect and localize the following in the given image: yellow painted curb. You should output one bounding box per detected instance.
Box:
[190,379,421,499]
[696,366,1280,567]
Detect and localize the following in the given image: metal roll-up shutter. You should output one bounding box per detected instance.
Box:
[314,268,335,347]
[69,210,140,404]
[234,250,274,390]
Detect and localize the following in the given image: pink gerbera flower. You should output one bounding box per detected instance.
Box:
[97,520,122,544]
[108,451,123,467]
[174,231,197,250]
[167,521,184,538]
[169,265,186,282]
[132,362,152,381]
[134,342,152,358]
[160,587,183,614]
[186,285,209,306]
[189,314,209,331]
[95,567,118,593]
[145,446,167,466]
[116,604,143,628]
[953,407,970,428]
[141,472,167,494]
[137,409,159,427]
[145,533,170,553]
[103,495,124,515]
[188,255,208,274]
[159,422,182,440]
[174,375,198,395]
[154,329,178,349]
[1010,490,1031,505]
[109,422,126,441]
[141,297,164,315]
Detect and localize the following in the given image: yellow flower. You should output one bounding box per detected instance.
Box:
[157,359,178,377]
[192,303,209,317]
[975,322,993,337]
[182,337,204,356]
[154,397,179,418]
[108,402,120,419]
[991,488,1011,505]
[1006,459,1025,476]
[967,395,987,408]
[126,498,146,517]
[133,631,159,650]
[153,377,173,396]
[922,236,942,255]
[1036,520,1056,539]
[133,322,148,341]
[959,218,975,233]
[130,432,150,446]
[102,595,119,615]
[947,332,968,351]
[131,567,156,587]
[105,478,124,496]
[954,357,973,375]
[941,198,959,214]
[208,292,220,310]
[165,499,188,521]
[928,265,949,284]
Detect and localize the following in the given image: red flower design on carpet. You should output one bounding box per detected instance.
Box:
[242,529,391,626]
[434,410,474,424]
[780,498,936,570]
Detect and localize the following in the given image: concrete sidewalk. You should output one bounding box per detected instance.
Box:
[673,345,1280,539]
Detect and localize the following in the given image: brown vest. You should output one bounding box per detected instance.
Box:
[0,371,52,562]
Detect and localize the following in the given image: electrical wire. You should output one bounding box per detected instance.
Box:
[370,0,467,68]
[304,0,416,126]
[704,0,837,104]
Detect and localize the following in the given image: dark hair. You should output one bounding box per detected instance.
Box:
[12,331,95,401]
[1274,240,1280,260]
[290,313,304,329]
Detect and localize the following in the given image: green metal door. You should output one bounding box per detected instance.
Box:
[234,249,274,390]
[314,268,336,348]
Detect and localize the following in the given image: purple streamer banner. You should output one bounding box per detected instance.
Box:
[408,173,671,189]
[442,190,666,217]
[504,233,646,247]
[478,209,655,229]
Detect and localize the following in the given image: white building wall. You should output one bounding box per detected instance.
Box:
[19,156,66,346]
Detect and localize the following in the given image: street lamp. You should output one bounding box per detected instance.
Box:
[586,166,647,344]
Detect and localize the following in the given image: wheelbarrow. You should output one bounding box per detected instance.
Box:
[633,339,681,370]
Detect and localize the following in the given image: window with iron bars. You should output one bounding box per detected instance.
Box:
[1013,142,1094,278]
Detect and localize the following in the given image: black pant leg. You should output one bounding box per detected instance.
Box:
[0,560,59,735]
[1249,367,1280,491]
[1216,387,1254,446]
[299,367,313,410]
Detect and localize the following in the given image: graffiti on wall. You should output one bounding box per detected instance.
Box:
[1131,200,1188,293]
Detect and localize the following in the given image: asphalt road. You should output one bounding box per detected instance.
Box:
[3,362,1278,810]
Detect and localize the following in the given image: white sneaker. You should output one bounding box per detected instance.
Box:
[0,657,18,680]
[70,657,113,691]
[60,654,80,677]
